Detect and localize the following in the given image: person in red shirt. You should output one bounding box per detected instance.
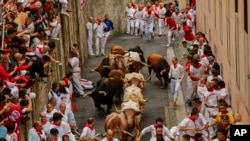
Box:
[165,13,179,47]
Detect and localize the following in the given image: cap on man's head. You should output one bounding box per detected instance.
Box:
[207,56,215,62]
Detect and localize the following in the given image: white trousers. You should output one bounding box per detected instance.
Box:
[187,80,198,100]
[51,23,61,38]
[204,107,218,138]
[126,18,135,34]
[71,73,84,95]
[145,23,154,40]
[87,35,94,55]
[170,79,181,102]
[135,20,144,35]
[102,31,110,51]
[95,36,104,55]
[59,0,68,12]
[167,29,179,44]
[158,18,165,35]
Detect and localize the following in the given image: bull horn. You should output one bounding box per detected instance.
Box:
[90,67,98,72]
[160,69,167,76]
[123,52,130,57]
[99,91,107,96]
[83,91,93,97]
[114,104,123,113]
[140,61,151,67]
[140,99,148,103]
[145,74,151,82]
[123,131,134,137]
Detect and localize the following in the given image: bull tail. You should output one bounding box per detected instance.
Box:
[147,59,152,81]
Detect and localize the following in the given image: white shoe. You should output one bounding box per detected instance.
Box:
[172,38,175,41]
[89,53,95,56]
[166,43,170,47]
[60,11,69,16]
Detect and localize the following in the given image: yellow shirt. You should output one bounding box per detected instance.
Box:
[215,112,235,123]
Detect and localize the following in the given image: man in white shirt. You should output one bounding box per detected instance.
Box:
[44,103,58,121]
[68,51,84,96]
[93,17,107,56]
[168,57,184,106]
[172,8,184,31]
[86,16,95,56]
[135,4,145,37]
[149,125,172,141]
[49,112,76,141]
[137,117,174,141]
[40,112,51,136]
[212,129,230,141]
[102,129,119,141]
[80,118,101,141]
[157,3,166,36]
[217,81,231,111]
[28,121,46,141]
[179,110,199,141]
[143,6,157,41]
[125,2,136,35]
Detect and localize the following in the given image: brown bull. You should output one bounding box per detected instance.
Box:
[110,45,126,55]
[115,100,142,138]
[108,69,125,79]
[109,54,126,71]
[127,60,150,73]
[147,53,171,89]
[104,112,133,141]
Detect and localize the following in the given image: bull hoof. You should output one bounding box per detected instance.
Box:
[97,107,105,111]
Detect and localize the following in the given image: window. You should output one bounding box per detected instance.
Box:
[219,0,223,44]
[244,0,248,33]
[235,14,240,88]
[235,0,238,13]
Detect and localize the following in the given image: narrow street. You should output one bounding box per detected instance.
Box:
[73,33,187,140]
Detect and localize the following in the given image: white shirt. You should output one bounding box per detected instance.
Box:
[186,18,193,27]
[6,132,18,141]
[48,91,62,110]
[189,63,204,81]
[69,57,81,73]
[168,63,184,81]
[143,12,155,24]
[80,126,96,140]
[204,89,218,107]
[45,108,58,121]
[125,7,136,18]
[197,85,207,100]
[149,136,171,141]
[86,22,93,37]
[157,7,166,19]
[135,9,145,20]
[49,121,71,138]
[195,113,208,128]
[102,137,119,141]
[207,75,223,82]
[179,118,196,137]
[218,88,231,106]
[172,12,184,24]
[28,128,46,141]
[93,22,107,38]
[141,125,173,138]
[200,56,209,67]
[42,121,51,135]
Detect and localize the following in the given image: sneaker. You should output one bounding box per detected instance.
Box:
[166,43,170,47]
[101,53,106,56]
[172,38,175,41]
[60,11,69,16]
[96,55,99,57]
[89,53,95,56]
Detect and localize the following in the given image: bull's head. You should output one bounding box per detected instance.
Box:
[127,61,150,73]
[90,66,111,77]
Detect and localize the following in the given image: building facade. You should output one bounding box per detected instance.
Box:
[196,0,250,122]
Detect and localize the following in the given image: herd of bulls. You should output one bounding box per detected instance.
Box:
[83,45,171,141]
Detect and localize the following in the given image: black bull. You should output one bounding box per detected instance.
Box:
[83,77,123,114]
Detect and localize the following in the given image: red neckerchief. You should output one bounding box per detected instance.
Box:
[188,115,196,122]
[193,63,202,69]
[41,119,48,125]
[36,129,43,134]
[207,87,214,92]
[52,122,61,127]
[85,123,93,130]
[174,64,177,69]
[63,77,70,88]
[219,87,225,90]
[7,131,14,135]
[153,124,157,129]
[155,134,163,138]
[199,82,206,87]
[201,55,207,58]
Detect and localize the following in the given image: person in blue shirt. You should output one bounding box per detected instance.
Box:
[0,118,7,139]
[102,14,114,55]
